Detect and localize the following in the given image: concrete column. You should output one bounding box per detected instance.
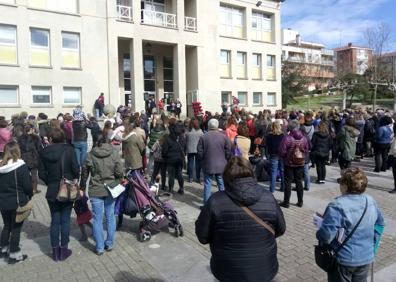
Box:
[245,7,252,40]
[131,38,145,112]
[107,35,120,107]
[132,0,141,24]
[174,44,187,115]
[176,0,184,30]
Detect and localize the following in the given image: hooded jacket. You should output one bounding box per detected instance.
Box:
[81,143,123,198]
[39,143,79,201]
[0,160,32,211]
[311,131,332,158]
[337,125,360,161]
[17,133,42,169]
[122,132,145,170]
[195,177,286,282]
[279,130,309,167]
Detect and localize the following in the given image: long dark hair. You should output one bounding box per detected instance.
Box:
[1,141,21,166]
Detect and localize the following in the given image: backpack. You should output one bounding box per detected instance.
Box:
[290,139,305,166]
[232,137,242,157]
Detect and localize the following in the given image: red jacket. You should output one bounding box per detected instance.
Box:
[246,119,256,137]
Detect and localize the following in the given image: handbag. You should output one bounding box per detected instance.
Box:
[57,153,79,202]
[14,170,34,223]
[314,197,368,273]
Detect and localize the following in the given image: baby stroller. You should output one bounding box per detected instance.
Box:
[126,169,183,242]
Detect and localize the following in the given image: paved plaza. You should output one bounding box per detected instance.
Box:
[1,158,396,282]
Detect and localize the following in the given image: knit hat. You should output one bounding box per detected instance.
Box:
[208,119,219,130]
[73,106,86,121]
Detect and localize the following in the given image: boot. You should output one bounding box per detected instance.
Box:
[59,246,72,261]
[177,187,184,195]
[52,247,60,262]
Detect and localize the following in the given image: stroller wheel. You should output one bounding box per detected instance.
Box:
[139,231,152,242]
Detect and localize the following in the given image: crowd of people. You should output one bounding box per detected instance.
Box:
[0,103,390,281]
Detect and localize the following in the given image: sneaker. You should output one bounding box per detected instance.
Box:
[104,245,113,252]
[389,189,396,194]
[8,254,28,265]
[319,180,326,184]
[95,250,104,256]
[0,251,8,259]
[374,169,380,173]
[279,202,290,208]
[296,202,303,208]
[304,187,310,191]
[177,188,184,195]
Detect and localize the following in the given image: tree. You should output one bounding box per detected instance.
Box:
[281,61,309,108]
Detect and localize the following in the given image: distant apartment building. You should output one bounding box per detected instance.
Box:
[334,43,373,76]
[281,28,335,91]
[0,0,283,118]
[377,52,396,82]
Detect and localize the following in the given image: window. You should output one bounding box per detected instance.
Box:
[253,92,262,106]
[267,92,276,106]
[219,5,244,38]
[252,12,272,42]
[144,55,156,95]
[0,85,18,104]
[220,50,231,78]
[267,55,276,80]
[28,0,78,14]
[221,91,231,104]
[252,53,262,79]
[32,86,51,104]
[62,32,80,68]
[63,87,81,104]
[236,52,247,78]
[30,28,50,66]
[0,25,17,65]
[163,56,173,97]
[237,92,247,106]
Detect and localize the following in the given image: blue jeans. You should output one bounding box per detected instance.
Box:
[91,196,116,253]
[73,141,88,167]
[269,156,284,193]
[48,201,73,248]
[203,173,225,204]
[187,153,201,181]
[304,163,310,190]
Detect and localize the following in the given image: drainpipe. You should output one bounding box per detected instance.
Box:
[105,0,111,105]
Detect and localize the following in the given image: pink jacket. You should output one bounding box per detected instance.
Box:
[0,127,12,152]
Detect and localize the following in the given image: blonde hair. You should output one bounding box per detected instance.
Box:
[271,121,282,135]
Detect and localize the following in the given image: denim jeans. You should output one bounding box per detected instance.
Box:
[203,173,225,203]
[269,156,284,193]
[187,153,201,181]
[328,263,370,282]
[73,141,88,167]
[0,210,23,253]
[304,163,311,190]
[48,201,73,248]
[91,196,116,252]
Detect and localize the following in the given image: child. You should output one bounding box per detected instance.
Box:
[74,194,92,241]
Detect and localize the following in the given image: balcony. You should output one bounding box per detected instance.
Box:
[117,5,132,21]
[141,9,177,29]
[185,16,197,32]
[322,60,334,66]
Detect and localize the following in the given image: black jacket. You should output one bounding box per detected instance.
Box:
[162,135,184,165]
[39,143,79,202]
[0,161,32,211]
[18,133,42,169]
[311,132,332,158]
[195,177,286,282]
[266,133,284,156]
[72,120,88,142]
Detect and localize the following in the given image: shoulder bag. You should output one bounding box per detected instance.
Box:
[315,197,368,273]
[241,205,275,236]
[57,152,79,202]
[15,170,34,223]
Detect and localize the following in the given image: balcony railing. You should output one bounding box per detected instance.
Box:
[185,17,197,31]
[117,5,132,21]
[141,9,177,29]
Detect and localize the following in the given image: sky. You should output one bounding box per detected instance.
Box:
[281,0,396,52]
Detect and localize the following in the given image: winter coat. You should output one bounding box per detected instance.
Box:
[186,128,204,154]
[38,120,50,139]
[17,133,41,169]
[72,120,88,142]
[337,125,360,161]
[195,177,286,282]
[225,125,237,142]
[300,122,315,141]
[246,119,256,137]
[62,121,73,143]
[39,143,79,202]
[122,132,145,170]
[266,133,284,157]
[0,127,12,153]
[0,160,32,211]
[197,130,231,174]
[162,135,184,165]
[235,135,251,160]
[375,125,393,145]
[279,130,309,167]
[311,132,332,158]
[148,126,165,149]
[364,118,376,141]
[81,143,123,198]
[355,119,365,144]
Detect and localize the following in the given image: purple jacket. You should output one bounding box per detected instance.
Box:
[279,130,309,167]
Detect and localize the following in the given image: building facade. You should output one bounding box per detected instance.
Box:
[281,29,334,91]
[334,43,373,77]
[0,0,283,118]
[378,52,396,82]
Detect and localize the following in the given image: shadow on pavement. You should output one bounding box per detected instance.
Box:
[114,271,166,282]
